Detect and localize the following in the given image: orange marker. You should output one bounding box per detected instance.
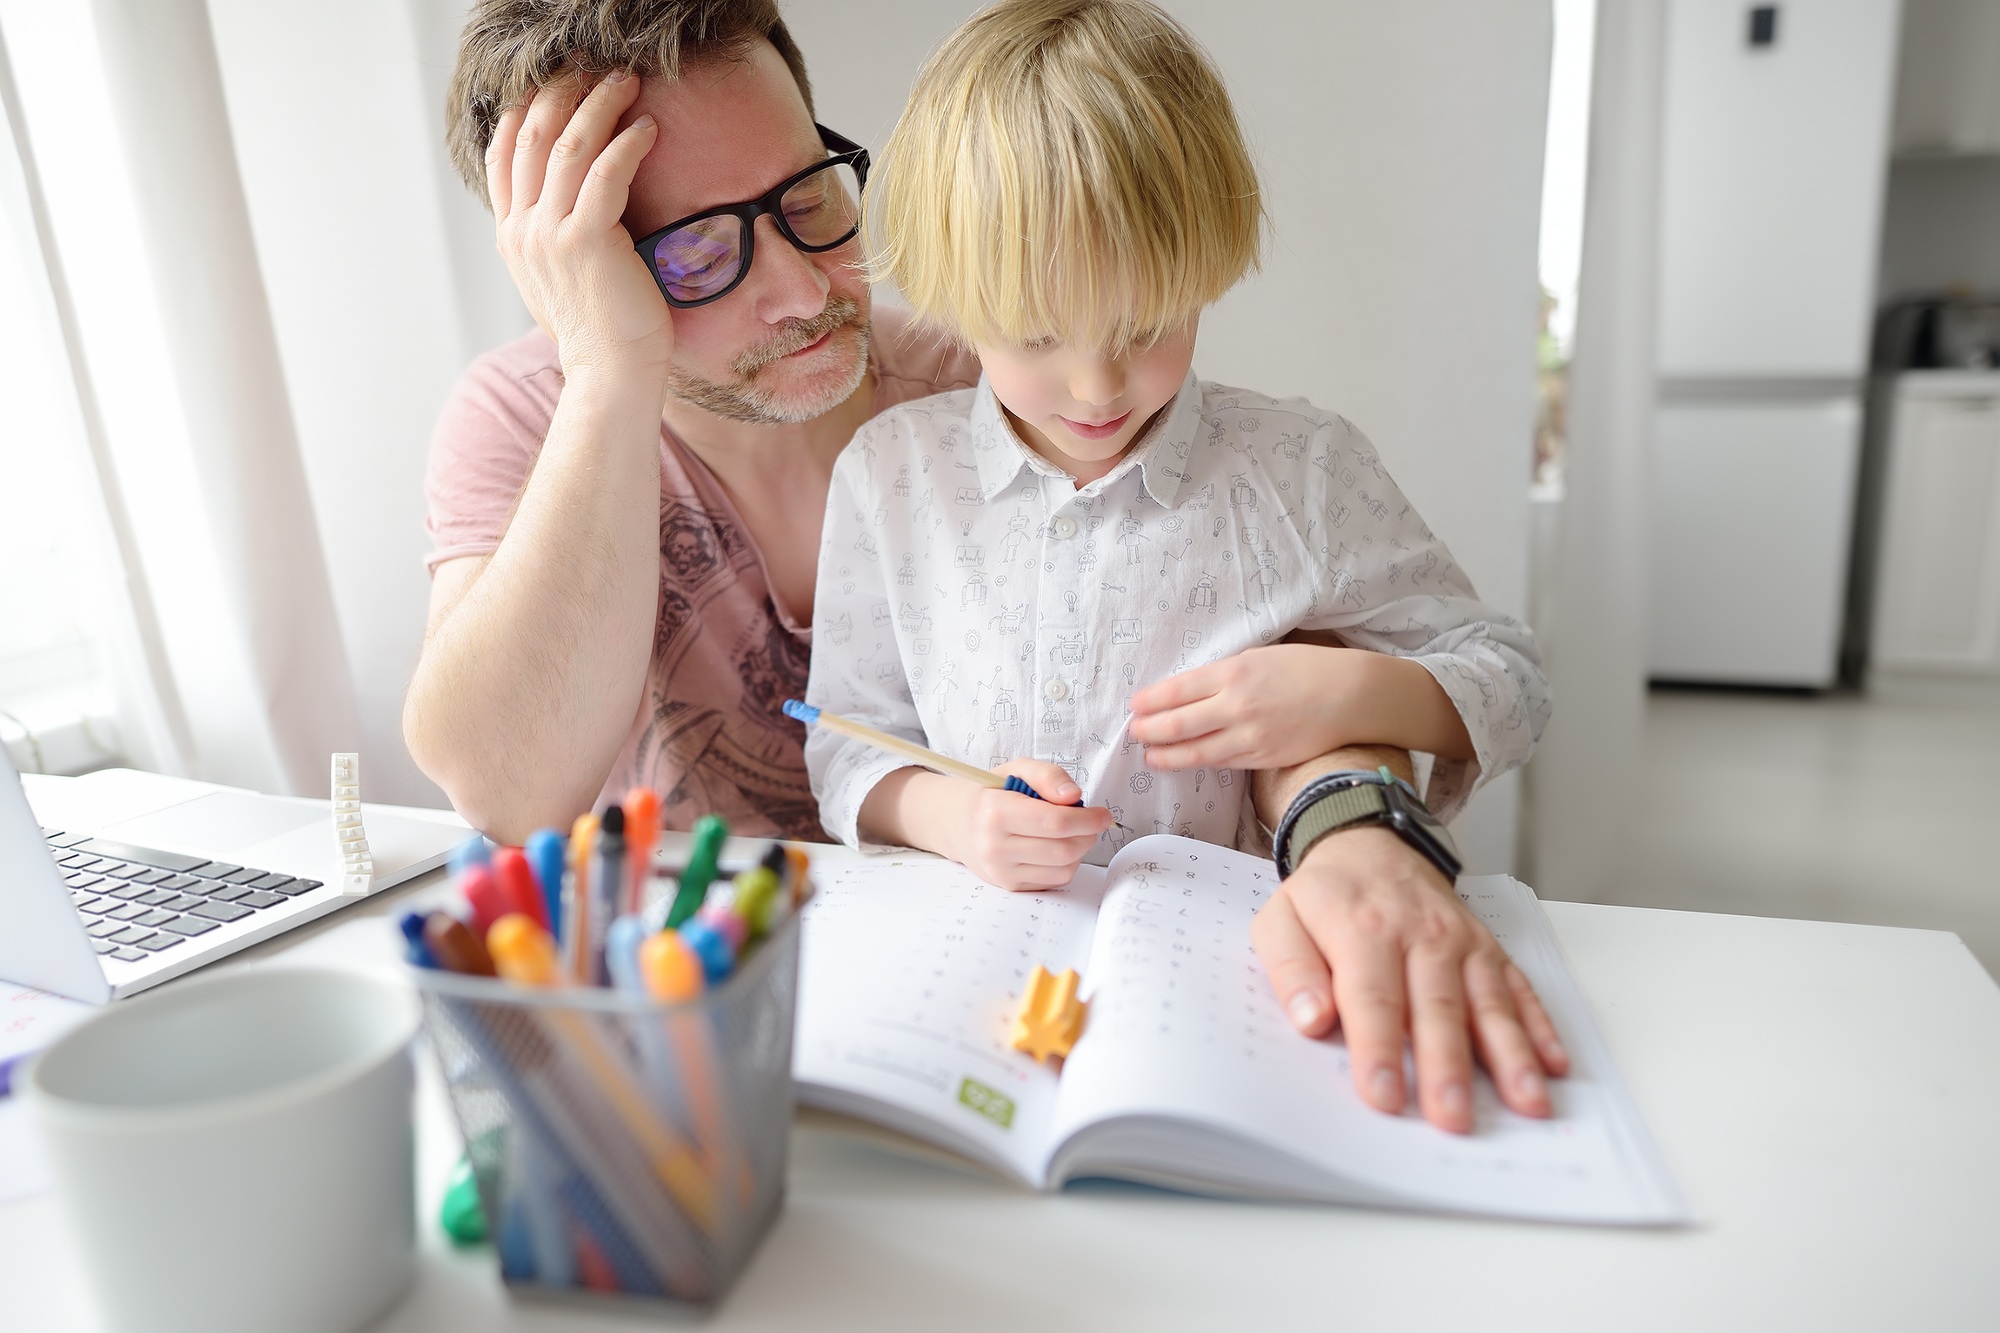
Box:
[622,786,660,915]
[637,930,706,1002]
[564,813,598,982]
[488,913,562,986]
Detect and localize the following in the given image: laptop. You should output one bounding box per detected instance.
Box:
[0,749,470,1003]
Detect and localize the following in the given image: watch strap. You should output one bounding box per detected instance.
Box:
[1282,783,1391,876]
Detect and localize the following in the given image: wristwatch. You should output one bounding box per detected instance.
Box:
[1272,766,1462,883]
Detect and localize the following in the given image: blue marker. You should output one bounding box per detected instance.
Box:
[448,835,491,878]
[524,828,568,941]
[398,911,437,969]
[677,917,736,986]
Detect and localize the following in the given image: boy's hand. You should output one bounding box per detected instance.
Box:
[933,761,1111,892]
[1254,826,1570,1134]
[486,72,673,380]
[1128,644,1475,771]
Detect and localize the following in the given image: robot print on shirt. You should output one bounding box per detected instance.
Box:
[1000,514,1032,567]
[1187,571,1218,614]
[1230,474,1259,512]
[1276,430,1308,460]
[990,604,1027,635]
[1119,514,1149,564]
[898,602,932,634]
[962,569,988,608]
[1050,632,1086,667]
[893,464,911,498]
[896,553,915,587]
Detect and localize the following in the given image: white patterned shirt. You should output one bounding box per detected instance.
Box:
[803,371,1550,862]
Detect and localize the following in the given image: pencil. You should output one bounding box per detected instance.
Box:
[782,699,1074,802]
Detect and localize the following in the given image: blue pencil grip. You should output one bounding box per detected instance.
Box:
[1002,774,1085,808]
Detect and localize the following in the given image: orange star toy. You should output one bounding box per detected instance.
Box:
[1010,965,1089,1063]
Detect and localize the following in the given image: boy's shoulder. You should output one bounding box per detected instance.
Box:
[839,385,981,475]
[1192,380,1369,473]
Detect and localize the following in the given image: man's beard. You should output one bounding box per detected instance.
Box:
[666,296,870,425]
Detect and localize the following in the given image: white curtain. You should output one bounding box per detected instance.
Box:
[1,0,523,802]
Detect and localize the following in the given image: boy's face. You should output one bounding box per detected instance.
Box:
[974,321,1198,483]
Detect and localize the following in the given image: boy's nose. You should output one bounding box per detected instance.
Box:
[1069,358,1126,408]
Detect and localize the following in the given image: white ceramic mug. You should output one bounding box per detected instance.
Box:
[26,965,420,1333]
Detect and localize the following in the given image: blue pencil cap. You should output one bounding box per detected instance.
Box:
[678,918,736,985]
[782,699,818,724]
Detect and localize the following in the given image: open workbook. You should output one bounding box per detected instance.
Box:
[795,835,1688,1225]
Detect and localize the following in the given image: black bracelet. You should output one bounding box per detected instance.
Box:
[1272,767,1413,879]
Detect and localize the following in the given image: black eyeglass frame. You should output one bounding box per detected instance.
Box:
[632,125,869,310]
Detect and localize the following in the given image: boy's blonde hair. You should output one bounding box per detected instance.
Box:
[869,0,1263,354]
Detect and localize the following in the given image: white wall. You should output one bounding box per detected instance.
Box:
[786,2,1552,870]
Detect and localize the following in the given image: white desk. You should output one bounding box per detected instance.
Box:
[5,850,1999,1331]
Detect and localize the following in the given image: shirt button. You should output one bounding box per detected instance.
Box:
[1044,679,1070,702]
[1051,516,1079,540]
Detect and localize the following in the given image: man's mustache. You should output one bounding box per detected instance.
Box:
[735,296,864,376]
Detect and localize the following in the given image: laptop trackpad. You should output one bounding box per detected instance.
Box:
[100,792,323,856]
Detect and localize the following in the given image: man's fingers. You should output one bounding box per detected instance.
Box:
[1249,894,1336,1037]
[1505,962,1570,1076]
[511,80,581,216]
[1325,930,1410,1115]
[1128,661,1223,718]
[486,103,528,218]
[572,114,659,234]
[1465,953,1551,1118]
[1406,942,1477,1133]
[540,71,645,220]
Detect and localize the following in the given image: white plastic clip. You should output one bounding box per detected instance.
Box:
[331,752,373,895]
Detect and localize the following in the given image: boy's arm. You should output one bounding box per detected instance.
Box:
[1249,750,1569,1135]
[800,448,929,849]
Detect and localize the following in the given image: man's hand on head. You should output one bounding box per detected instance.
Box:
[486,72,675,381]
[1251,824,1570,1134]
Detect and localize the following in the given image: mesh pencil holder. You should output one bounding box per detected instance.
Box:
[411,908,800,1311]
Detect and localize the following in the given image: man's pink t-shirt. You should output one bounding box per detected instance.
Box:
[424,307,979,840]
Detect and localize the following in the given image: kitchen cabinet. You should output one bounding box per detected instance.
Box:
[1871,373,2000,670]
[1893,0,2000,157]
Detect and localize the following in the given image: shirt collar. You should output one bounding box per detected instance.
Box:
[967,370,1202,508]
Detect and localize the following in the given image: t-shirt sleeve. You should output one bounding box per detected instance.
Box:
[422,342,563,574]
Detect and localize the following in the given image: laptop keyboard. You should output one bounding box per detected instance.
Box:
[40,829,323,965]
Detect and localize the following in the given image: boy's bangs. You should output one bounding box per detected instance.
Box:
[868,0,1262,353]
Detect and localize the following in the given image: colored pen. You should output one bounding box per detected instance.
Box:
[398,910,437,968]
[525,828,568,934]
[424,912,497,976]
[489,913,563,986]
[448,834,491,877]
[622,787,661,916]
[565,813,598,981]
[493,846,550,931]
[665,814,727,930]
[589,806,627,986]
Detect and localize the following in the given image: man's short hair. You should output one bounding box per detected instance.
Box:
[445,0,814,206]
[870,0,1262,355]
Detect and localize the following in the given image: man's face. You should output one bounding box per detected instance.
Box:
[620,41,871,425]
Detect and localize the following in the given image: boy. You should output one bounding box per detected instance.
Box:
[806,0,1545,880]
[804,0,1563,1128]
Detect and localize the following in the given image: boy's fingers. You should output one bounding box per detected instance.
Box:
[540,70,644,219]
[1128,661,1223,716]
[1128,693,1234,746]
[995,758,1082,804]
[486,103,529,217]
[1250,895,1337,1037]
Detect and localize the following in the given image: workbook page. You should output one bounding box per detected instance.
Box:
[1048,838,1687,1223]
[794,857,1106,1186]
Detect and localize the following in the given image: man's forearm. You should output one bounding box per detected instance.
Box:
[405,370,665,840]
[1250,744,1416,833]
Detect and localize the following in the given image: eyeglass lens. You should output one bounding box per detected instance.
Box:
[649,160,862,304]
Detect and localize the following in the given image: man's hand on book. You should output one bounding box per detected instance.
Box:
[1253,826,1571,1134]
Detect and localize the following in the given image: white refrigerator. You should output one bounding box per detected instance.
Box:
[1647,0,1901,687]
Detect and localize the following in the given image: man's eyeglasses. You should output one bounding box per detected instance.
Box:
[633,125,868,309]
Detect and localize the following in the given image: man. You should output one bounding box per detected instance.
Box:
[407,0,1566,1133]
